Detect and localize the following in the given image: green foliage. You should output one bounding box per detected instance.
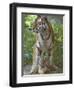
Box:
[23,15,37,64]
[23,15,63,72]
[52,24,63,71]
[24,15,37,29]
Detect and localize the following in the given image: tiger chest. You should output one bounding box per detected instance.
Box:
[38,34,52,49]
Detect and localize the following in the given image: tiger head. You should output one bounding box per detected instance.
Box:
[33,15,49,33]
[33,15,52,40]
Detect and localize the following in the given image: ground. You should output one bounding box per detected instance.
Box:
[23,64,63,75]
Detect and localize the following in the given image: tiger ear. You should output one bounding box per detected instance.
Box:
[42,15,48,20]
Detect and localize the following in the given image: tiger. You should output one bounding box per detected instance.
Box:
[30,15,57,74]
